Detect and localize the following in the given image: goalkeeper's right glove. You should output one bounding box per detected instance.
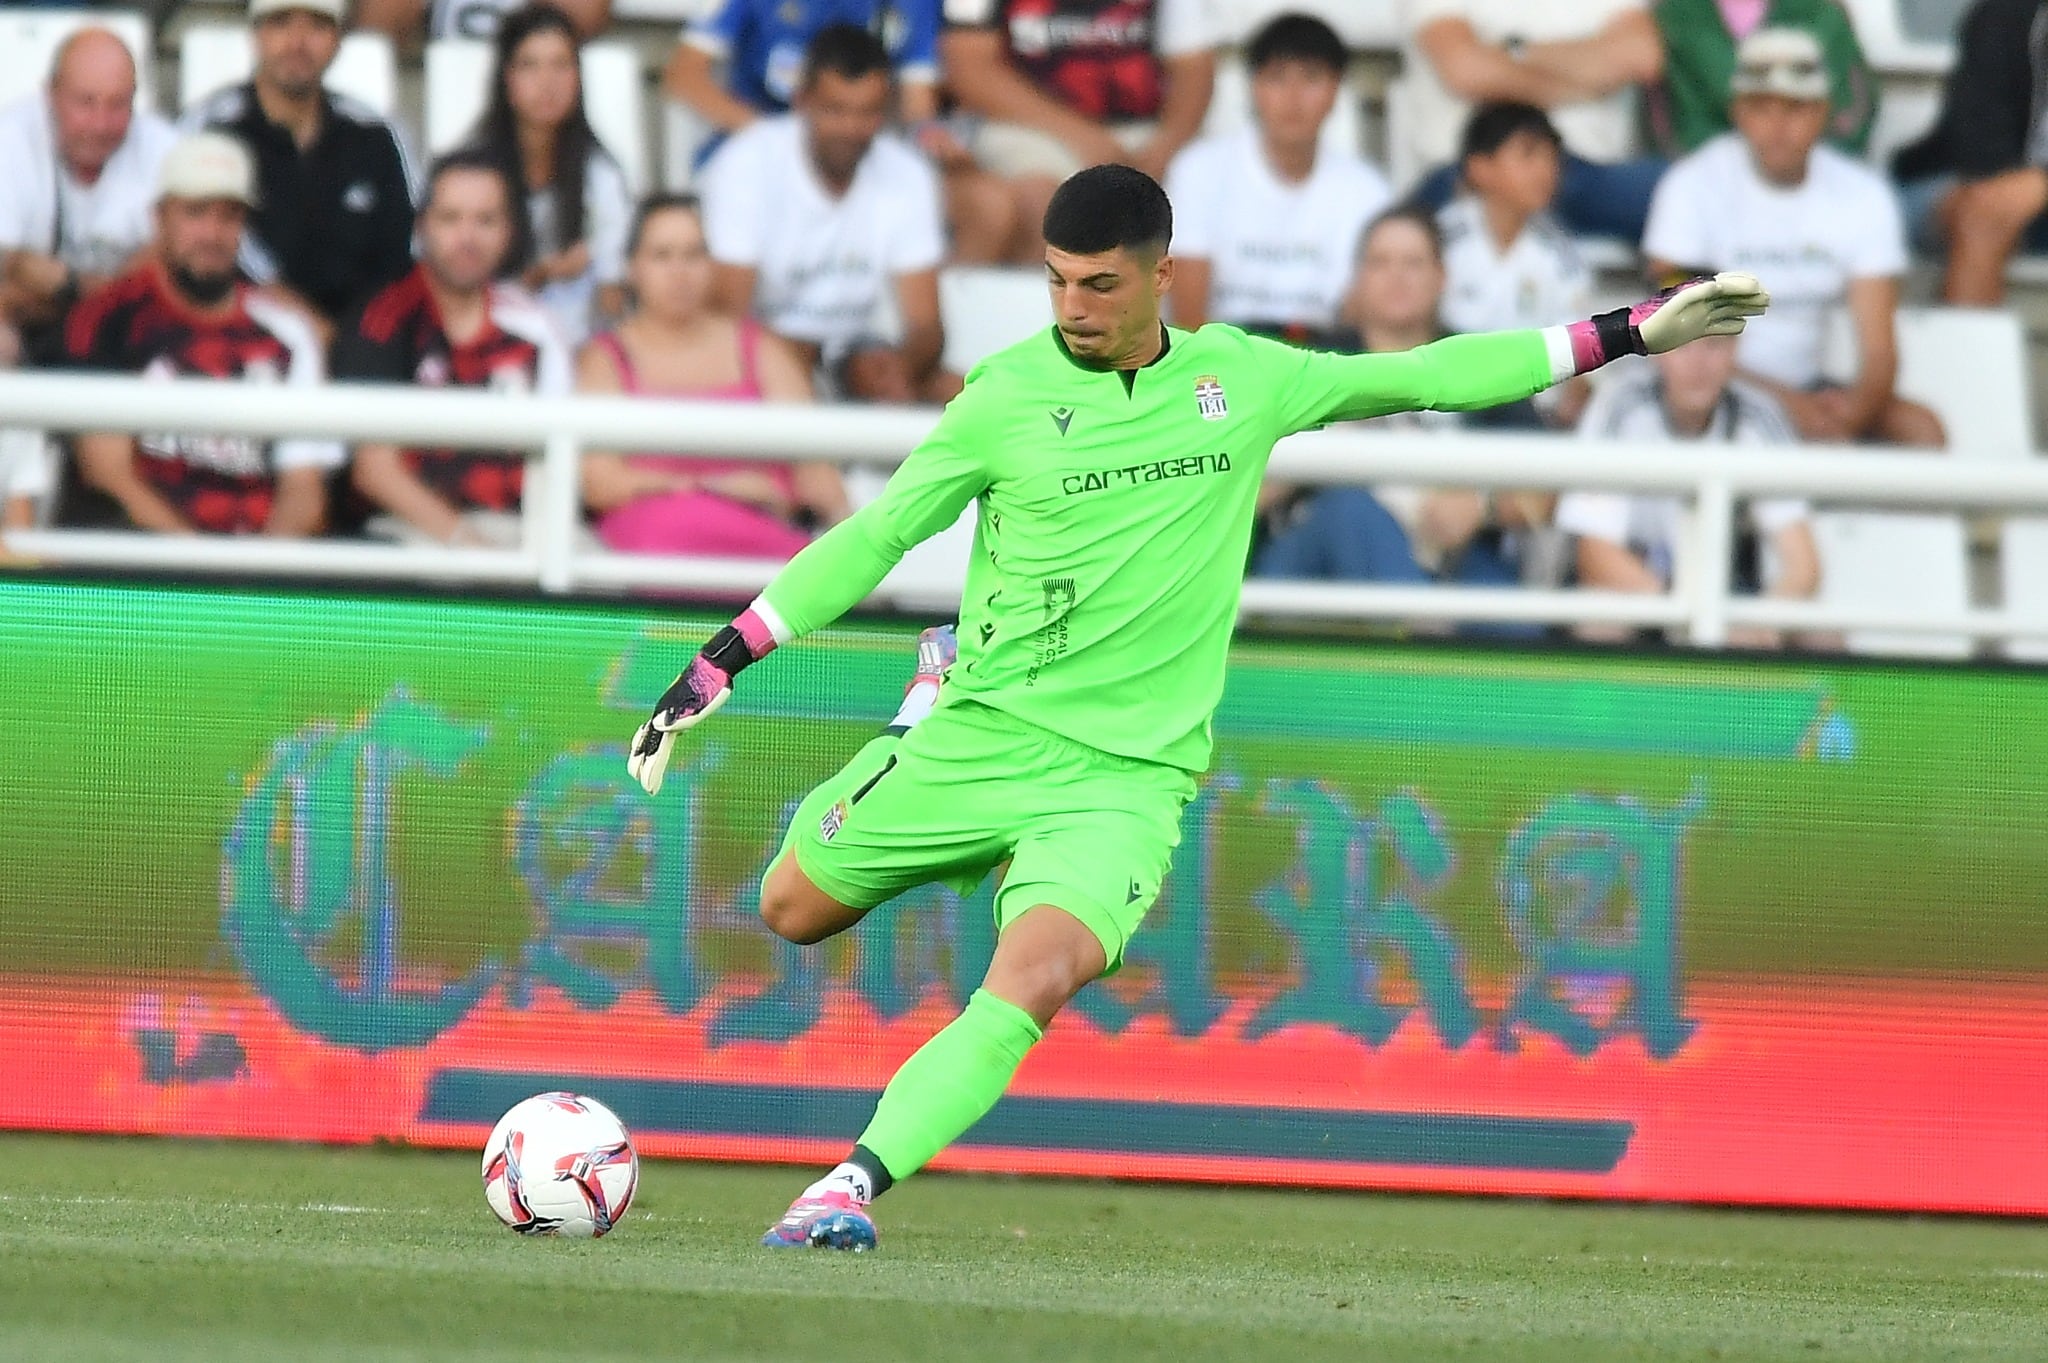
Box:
[628,606,779,796]
[1561,271,1771,374]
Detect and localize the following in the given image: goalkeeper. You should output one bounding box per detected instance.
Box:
[627,165,1768,1251]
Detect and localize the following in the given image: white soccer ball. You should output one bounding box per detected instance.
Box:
[481,1091,639,1238]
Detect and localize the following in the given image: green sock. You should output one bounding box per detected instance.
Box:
[856,989,1043,1182]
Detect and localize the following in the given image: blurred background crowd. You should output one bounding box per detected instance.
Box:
[0,0,2030,649]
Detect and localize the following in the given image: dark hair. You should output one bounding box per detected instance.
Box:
[1356,203,1444,264]
[1043,164,1172,257]
[1247,13,1348,75]
[800,22,891,90]
[465,3,604,276]
[625,192,701,256]
[422,149,518,216]
[1459,101,1563,163]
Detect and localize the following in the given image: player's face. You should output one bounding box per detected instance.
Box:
[1350,218,1445,338]
[1732,94,1828,185]
[420,169,515,294]
[1045,245,1172,365]
[505,27,581,133]
[627,205,714,322]
[1463,130,1561,220]
[157,198,246,289]
[798,70,891,185]
[253,10,340,102]
[1250,57,1340,151]
[48,39,135,179]
[1656,332,1739,420]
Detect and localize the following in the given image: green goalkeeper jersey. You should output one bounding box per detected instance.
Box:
[760,322,1558,772]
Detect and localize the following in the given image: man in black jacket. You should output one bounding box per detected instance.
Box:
[186,0,418,334]
[1895,0,2048,305]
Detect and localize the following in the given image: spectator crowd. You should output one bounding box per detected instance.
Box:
[0,0,2029,644]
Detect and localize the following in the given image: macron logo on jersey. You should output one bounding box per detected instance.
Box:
[1061,452,1234,496]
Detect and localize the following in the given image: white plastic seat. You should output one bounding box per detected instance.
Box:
[179,25,398,117]
[0,8,153,111]
[1895,308,2035,460]
[427,38,645,193]
[1999,518,2048,663]
[1812,510,1972,658]
[938,266,1053,374]
[1839,0,1957,76]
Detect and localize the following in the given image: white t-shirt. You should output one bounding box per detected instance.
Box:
[1401,0,1647,167]
[1166,127,1391,329]
[700,114,945,351]
[1436,195,1590,335]
[527,150,633,346]
[1558,365,1807,587]
[1641,133,1907,390]
[0,94,176,277]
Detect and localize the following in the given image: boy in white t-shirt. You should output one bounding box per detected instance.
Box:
[1642,27,1944,448]
[1560,333,1819,649]
[1165,13,1389,332]
[1437,102,1592,425]
[701,25,955,403]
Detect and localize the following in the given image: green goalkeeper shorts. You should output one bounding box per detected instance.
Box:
[779,697,1197,972]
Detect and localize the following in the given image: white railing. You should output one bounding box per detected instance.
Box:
[3,371,2047,647]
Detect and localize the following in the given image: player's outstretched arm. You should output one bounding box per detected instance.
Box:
[628,385,995,795]
[1281,273,1770,430]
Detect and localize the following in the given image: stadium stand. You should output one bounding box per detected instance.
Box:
[3,0,2046,661]
[178,23,399,117]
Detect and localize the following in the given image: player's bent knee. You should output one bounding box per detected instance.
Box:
[983,904,1109,1026]
[758,856,855,944]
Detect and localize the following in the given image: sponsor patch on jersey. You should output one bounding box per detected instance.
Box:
[819,800,848,842]
[1194,374,1228,421]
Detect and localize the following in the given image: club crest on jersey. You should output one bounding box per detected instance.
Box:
[819,800,848,842]
[1194,374,1228,421]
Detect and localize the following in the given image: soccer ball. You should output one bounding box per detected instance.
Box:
[481,1091,639,1238]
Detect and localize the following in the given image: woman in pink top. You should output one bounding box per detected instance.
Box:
[577,195,847,558]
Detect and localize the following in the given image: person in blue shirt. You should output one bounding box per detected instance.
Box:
[667,0,939,122]
[664,0,1016,262]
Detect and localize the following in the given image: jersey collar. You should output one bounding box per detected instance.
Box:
[1051,323,1173,395]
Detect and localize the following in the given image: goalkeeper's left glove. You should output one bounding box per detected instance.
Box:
[627,605,780,796]
[1561,271,1771,374]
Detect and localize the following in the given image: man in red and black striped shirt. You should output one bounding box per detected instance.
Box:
[332,151,569,547]
[66,132,341,536]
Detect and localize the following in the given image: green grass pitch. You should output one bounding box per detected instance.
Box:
[0,1135,2041,1362]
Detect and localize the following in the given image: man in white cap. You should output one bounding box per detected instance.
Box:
[186,0,417,331]
[1642,27,1944,448]
[63,133,344,537]
[0,27,176,365]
